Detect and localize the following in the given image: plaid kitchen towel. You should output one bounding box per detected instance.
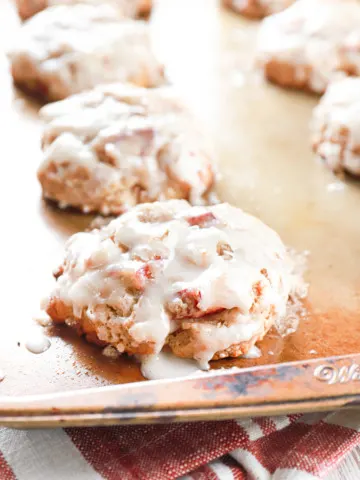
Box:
[0,411,359,479]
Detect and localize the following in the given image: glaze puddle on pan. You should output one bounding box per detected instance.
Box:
[0,0,359,406]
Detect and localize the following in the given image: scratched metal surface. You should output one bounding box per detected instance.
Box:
[0,0,360,410]
[0,355,359,427]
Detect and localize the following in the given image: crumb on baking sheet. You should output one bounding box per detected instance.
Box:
[102,345,120,359]
[276,248,309,337]
[327,182,346,193]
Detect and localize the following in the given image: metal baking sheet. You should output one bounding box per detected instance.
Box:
[0,0,360,426]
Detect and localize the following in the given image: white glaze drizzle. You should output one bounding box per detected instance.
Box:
[8,3,164,100]
[38,83,215,214]
[257,0,360,93]
[242,345,262,359]
[44,200,292,368]
[140,352,202,380]
[25,330,51,354]
[313,77,360,175]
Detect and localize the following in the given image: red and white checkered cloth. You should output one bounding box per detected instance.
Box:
[0,411,359,479]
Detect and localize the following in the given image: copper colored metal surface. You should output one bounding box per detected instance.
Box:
[0,354,360,428]
[0,0,359,427]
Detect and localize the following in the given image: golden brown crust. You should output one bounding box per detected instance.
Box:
[137,0,152,18]
[223,0,268,19]
[262,58,322,94]
[16,0,153,21]
[46,298,156,354]
[167,307,275,360]
[47,260,277,361]
[223,0,295,19]
[11,56,57,102]
[312,124,351,175]
[48,298,275,360]
[12,60,165,103]
[16,0,47,20]
[38,160,140,216]
[38,155,206,216]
